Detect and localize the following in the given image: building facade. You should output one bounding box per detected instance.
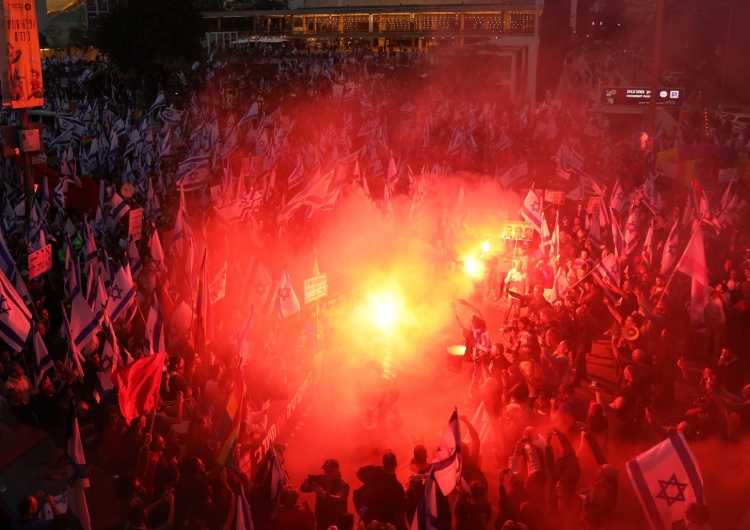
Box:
[202,0,541,102]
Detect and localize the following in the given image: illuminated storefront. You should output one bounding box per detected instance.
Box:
[202,0,541,102]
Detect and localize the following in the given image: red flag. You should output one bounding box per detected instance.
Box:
[113,351,166,424]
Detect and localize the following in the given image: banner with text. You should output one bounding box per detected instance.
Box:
[129,208,143,241]
[2,0,44,108]
[28,244,52,279]
[304,274,327,303]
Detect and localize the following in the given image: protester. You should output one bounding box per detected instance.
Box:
[0,31,745,530]
[300,459,350,530]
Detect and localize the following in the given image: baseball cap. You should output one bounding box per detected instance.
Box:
[321,459,339,470]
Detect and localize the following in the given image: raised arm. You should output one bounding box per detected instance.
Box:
[458,298,485,323]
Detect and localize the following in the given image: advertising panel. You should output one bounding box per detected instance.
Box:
[2,0,44,108]
[602,87,683,108]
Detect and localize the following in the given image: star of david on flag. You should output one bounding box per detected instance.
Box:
[0,267,31,352]
[277,267,300,319]
[520,187,543,234]
[626,433,704,530]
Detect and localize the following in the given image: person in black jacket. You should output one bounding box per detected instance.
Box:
[355,450,407,530]
[301,458,350,530]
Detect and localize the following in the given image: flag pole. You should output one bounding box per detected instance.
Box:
[565,258,606,292]
[656,212,706,307]
[140,359,165,473]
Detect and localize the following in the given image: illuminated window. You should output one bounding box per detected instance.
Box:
[509,11,534,33]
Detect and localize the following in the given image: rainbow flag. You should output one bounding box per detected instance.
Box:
[216,367,244,464]
[81,135,95,150]
[134,108,147,130]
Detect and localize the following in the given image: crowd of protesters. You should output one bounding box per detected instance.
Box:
[0,35,748,530]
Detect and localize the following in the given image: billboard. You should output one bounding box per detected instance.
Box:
[0,0,44,108]
[602,87,683,108]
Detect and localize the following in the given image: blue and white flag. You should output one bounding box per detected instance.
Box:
[626,434,704,530]
[623,206,639,258]
[431,408,462,496]
[64,239,82,298]
[40,175,50,217]
[0,232,16,279]
[127,237,143,278]
[145,180,162,223]
[177,155,210,191]
[122,159,134,185]
[156,129,171,169]
[66,410,92,530]
[86,268,107,323]
[62,306,85,381]
[286,158,305,190]
[123,129,142,158]
[592,253,621,287]
[58,115,87,140]
[148,90,166,114]
[144,296,165,356]
[32,325,55,388]
[83,217,98,267]
[54,176,69,210]
[219,127,239,159]
[106,192,130,229]
[112,118,126,138]
[587,210,602,249]
[97,133,108,167]
[47,129,73,151]
[149,230,167,282]
[0,267,31,351]
[107,264,136,322]
[411,469,440,530]
[235,486,255,530]
[660,219,680,276]
[26,201,44,249]
[610,178,628,213]
[265,445,289,518]
[520,187,543,234]
[642,221,654,268]
[94,315,120,402]
[84,135,99,173]
[160,107,184,127]
[238,101,259,128]
[497,161,528,190]
[70,292,100,350]
[171,189,194,257]
[213,190,263,224]
[108,129,118,172]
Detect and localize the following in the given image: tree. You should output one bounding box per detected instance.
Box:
[68,24,96,50]
[94,0,206,72]
[45,24,63,47]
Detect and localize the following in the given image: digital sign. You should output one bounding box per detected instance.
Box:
[602,87,684,107]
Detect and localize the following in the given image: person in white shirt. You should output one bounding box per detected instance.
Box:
[5,362,32,406]
[504,260,528,323]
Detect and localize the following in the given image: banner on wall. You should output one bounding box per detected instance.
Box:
[1,0,44,108]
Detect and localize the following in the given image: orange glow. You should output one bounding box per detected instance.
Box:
[481,240,490,253]
[463,256,485,279]
[366,291,402,334]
